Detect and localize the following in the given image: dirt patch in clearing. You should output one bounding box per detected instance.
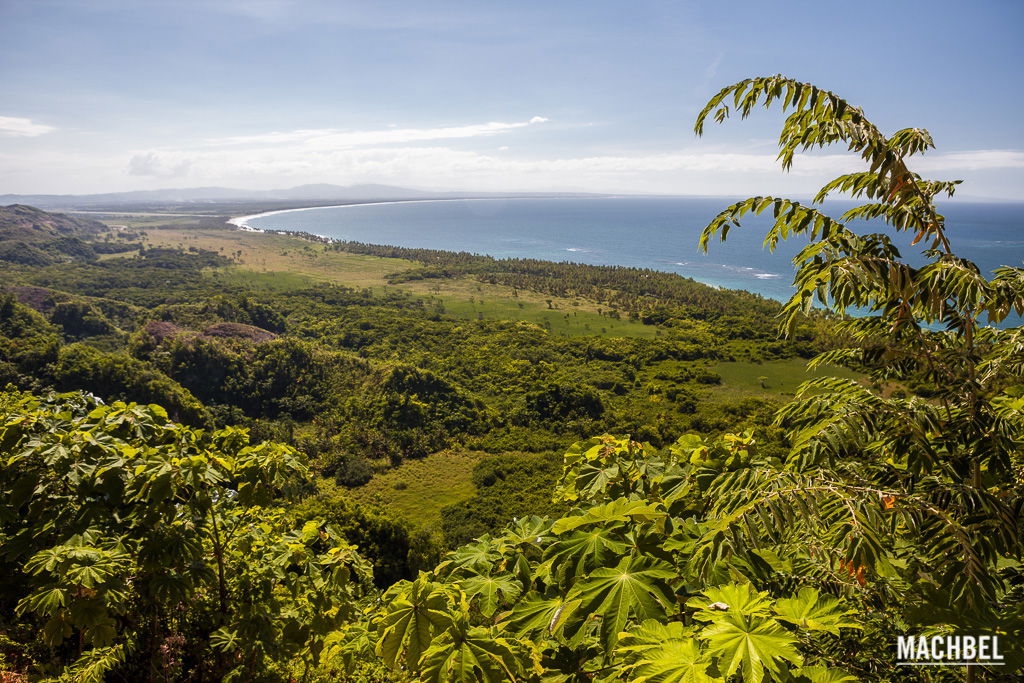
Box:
[200,322,277,343]
[7,285,63,312]
[142,320,188,343]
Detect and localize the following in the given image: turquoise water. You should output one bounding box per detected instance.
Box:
[241,197,1024,304]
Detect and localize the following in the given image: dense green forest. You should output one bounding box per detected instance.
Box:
[1,76,1022,681]
[0,202,814,496]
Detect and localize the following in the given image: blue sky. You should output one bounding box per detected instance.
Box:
[1,0,1022,198]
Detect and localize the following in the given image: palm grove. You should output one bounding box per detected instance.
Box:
[0,77,1021,681]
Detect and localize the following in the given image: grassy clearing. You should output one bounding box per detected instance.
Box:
[129,223,659,338]
[412,278,659,338]
[95,214,216,229]
[137,226,410,289]
[703,357,863,402]
[345,451,484,533]
[210,267,319,291]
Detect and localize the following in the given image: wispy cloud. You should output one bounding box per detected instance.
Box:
[914,150,1024,171]
[127,151,192,178]
[118,142,1024,194]
[0,116,55,137]
[213,0,298,21]
[206,117,549,148]
[694,51,725,98]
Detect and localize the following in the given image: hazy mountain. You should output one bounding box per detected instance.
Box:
[0,184,611,212]
[0,184,449,210]
[260,184,436,201]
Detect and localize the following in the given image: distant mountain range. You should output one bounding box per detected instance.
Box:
[2,184,1017,212]
[0,184,602,212]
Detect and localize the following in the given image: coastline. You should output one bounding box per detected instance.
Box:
[225,198,794,303]
[226,195,623,230]
[223,197,1017,313]
[224,196,1024,314]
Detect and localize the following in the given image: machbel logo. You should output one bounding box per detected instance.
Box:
[897,635,1005,666]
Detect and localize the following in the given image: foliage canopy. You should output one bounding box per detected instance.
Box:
[1,75,1022,681]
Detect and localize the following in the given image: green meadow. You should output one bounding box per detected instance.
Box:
[137,223,661,338]
[704,358,864,401]
[345,451,484,533]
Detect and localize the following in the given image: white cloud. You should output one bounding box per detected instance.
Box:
[111,143,1024,197]
[0,116,55,137]
[914,149,1024,171]
[3,110,1022,197]
[207,117,550,148]
[128,151,192,178]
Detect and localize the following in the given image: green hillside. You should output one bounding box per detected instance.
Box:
[2,66,1022,681]
[0,203,825,540]
[0,203,135,265]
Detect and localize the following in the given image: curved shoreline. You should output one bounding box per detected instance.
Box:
[225,195,792,302]
[226,195,622,230]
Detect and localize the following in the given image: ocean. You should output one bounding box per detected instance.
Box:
[236,196,1024,304]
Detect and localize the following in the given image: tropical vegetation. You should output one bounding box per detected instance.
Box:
[1,76,1021,681]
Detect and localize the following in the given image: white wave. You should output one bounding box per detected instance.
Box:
[715,263,782,279]
[227,214,266,231]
